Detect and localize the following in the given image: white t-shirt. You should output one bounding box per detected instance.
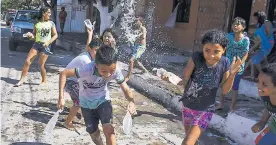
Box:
[75,62,125,109]
[66,51,93,81]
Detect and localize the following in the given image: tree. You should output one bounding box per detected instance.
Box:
[1,0,41,15]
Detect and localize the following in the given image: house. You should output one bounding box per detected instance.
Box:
[138,0,275,52]
[56,0,91,33]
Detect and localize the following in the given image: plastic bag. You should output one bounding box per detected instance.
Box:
[123,111,132,135]
[43,110,62,135]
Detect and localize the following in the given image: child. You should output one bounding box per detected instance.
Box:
[100,28,118,49]
[176,29,242,145]
[63,27,102,130]
[58,45,137,145]
[126,17,148,81]
[244,11,274,81]
[251,63,276,145]
[216,17,250,112]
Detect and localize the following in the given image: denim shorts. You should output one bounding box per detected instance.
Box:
[131,44,146,60]
[32,42,52,55]
[81,100,113,134]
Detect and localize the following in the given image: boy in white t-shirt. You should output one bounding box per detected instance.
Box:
[63,28,102,130]
[58,45,137,145]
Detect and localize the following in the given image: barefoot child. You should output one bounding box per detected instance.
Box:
[216,17,250,112]
[63,26,102,130]
[176,30,242,145]
[58,45,137,145]
[251,63,276,145]
[126,17,148,81]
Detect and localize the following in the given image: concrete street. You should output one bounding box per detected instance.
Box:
[1,21,234,145]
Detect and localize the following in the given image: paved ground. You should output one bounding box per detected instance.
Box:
[1,21,235,145]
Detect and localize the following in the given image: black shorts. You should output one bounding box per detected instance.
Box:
[81,101,113,134]
[32,42,52,55]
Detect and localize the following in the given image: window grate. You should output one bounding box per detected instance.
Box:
[173,0,192,23]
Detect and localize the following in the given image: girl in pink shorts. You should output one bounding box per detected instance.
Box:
[175,30,242,145]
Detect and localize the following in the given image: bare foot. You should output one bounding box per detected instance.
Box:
[216,103,224,110]
[14,81,23,87]
[63,122,75,131]
[229,107,235,113]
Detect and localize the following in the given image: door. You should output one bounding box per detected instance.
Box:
[233,0,253,32]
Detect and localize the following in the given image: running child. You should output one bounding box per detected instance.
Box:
[173,29,242,145]
[251,63,276,145]
[126,17,148,81]
[216,17,250,112]
[58,45,137,145]
[63,25,102,130]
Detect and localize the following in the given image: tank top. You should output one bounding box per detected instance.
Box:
[35,21,55,43]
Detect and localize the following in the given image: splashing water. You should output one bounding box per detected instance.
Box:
[119,0,141,45]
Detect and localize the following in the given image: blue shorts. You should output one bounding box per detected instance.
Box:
[252,41,274,64]
[32,42,52,55]
[255,127,276,145]
[232,74,242,91]
[131,44,146,60]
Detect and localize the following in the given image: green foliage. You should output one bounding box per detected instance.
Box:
[1,0,41,14]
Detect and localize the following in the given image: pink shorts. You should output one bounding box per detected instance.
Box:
[182,106,213,129]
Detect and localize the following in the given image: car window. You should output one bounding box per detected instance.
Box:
[15,11,38,22]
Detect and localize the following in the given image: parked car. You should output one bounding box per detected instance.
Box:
[5,12,16,26]
[9,10,39,51]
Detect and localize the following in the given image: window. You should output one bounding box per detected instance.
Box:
[173,0,192,23]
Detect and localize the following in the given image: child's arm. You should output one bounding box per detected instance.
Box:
[252,109,271,133]
[249,36,261,53]
[177,58,195,89]
[221,57,242,94]
[85,28,93,50]
[265,21,272,38]
[58,69,77,110]
[120,82,137,115]
[241,38,250,63]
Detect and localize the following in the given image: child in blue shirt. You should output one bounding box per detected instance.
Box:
[216,17,250,112]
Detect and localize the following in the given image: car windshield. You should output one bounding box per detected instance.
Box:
[15,11,38,22]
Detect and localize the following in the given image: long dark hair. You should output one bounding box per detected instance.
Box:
[37,7,50,21]
[253,11,267,27]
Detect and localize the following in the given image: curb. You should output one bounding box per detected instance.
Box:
[121,65,259,145]
[56,38,86,55]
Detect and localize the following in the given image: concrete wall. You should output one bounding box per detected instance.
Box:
[149,0,199,52]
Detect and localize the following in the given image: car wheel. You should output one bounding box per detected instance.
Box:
[9,39,17,51]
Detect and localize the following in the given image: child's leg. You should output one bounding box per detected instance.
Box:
[230,74,242,112]
[64,80,80,128]
[65,106,80,128]
[216,93,226,110]
[135,60,148,73]
[97,101,115,145]
[182,125,203,145]
[81,107,104,145]
[126,57,135,81]
[182,106,213,145]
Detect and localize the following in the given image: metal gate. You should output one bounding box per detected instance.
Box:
[193,0,234,51]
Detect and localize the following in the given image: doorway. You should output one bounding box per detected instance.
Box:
[233,0,253,32]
